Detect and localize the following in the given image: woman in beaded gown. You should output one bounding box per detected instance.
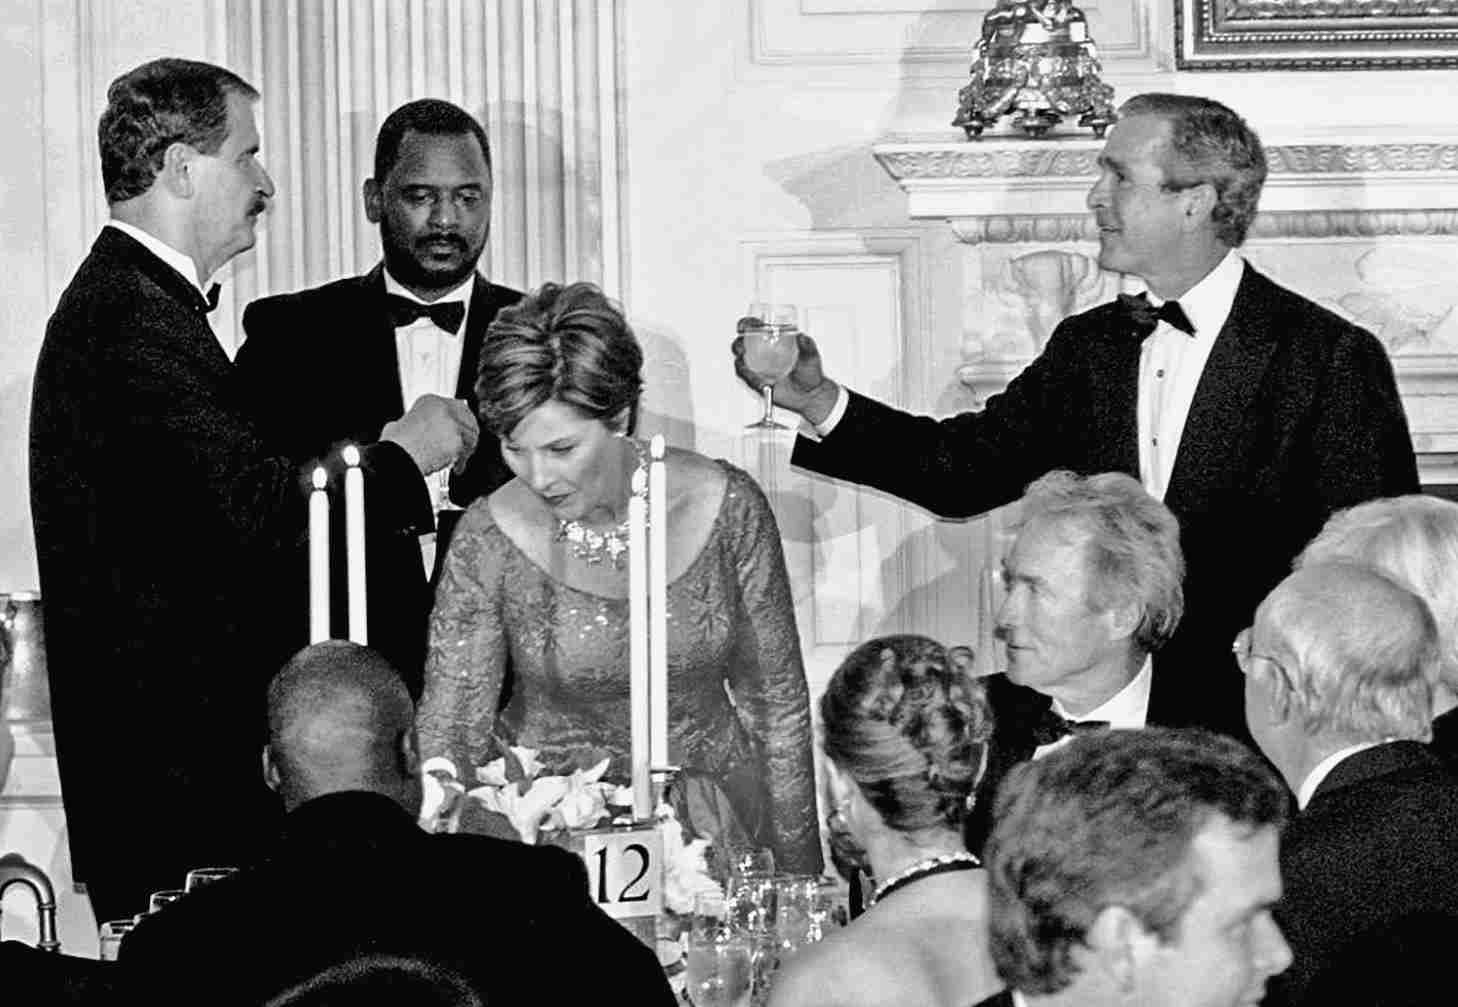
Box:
[417,281,822,874]
[769,635,998,1007]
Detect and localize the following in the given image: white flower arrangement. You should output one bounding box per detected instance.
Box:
[419,748,617,843]
[419,748,723,926]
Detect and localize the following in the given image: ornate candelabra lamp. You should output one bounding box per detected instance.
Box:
[952,0,1116,139]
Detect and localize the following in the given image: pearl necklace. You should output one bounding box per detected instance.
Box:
[867,850,980,907]
[555,439,648,568]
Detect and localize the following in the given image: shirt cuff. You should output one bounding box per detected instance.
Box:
[806,385,850,440]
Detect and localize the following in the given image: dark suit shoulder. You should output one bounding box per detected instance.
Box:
[980,672,1050,719]
[242,274,375,332]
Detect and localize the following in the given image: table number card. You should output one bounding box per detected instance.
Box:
[580,825,663,920]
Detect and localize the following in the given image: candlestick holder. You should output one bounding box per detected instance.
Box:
[952,0,1116,139]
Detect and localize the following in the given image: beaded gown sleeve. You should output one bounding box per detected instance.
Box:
[416,461,822,875]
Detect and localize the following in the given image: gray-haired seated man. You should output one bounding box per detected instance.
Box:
[1240,560,1458,1007]
[119,641,675,1007]
[972,727,1292,1007]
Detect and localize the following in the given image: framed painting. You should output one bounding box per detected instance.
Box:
[1177,0,1458,69]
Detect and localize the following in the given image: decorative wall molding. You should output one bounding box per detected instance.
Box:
[875,138,1458,180]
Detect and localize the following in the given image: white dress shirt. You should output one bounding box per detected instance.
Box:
[810,250,1247,506]
[1295,741,1386,810]
[1135,249,1243,501]
[106,220,232,359]
[385,269,475,410]
[1034,656,1153,760]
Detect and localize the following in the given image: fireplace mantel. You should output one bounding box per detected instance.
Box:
[872,135,1458,484]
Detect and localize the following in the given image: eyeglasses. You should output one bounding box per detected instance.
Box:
[1231,627,1292,689]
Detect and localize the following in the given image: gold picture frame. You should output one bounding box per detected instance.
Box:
[1177,0,1458,69]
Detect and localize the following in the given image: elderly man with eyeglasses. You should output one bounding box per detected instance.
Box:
[1239,560,1458,1007]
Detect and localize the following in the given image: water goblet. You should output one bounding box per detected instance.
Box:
[686,892,753,1007]
[184,866,238,892]
[97,918,135,962]
[740,303,800,430]
[147,888,186,914]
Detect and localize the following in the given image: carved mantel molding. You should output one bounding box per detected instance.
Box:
[872,135,1458,476]
[873,137,1458,240]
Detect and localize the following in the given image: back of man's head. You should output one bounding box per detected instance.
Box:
[1260,561,1436,745]
[265,642,419,812]
[985,727,1288,997]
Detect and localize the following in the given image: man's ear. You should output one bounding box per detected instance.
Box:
[1104,598,1142,645]
[1182,181,1218,229]
[398,727,421,779]
[160,142,197,199]
[1086,904,1151,993]
[262,744,282,793]
[363,178,382,223]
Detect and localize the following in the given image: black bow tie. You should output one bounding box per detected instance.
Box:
[1030,707,1112,748]
[386,294,465,334]
[198,282,221,314]
[1117,292,1194,338]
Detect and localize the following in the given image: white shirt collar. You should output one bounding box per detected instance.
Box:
[1296,740,1386,810]
[1050,655,1153,729]
[1142,247,1244,341]
[382,266,474,309]
[106,219,210,297]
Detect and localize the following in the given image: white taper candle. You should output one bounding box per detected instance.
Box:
[342,445,368,645]
[628,465,652,819]
[648,435,668,771]
[309,466,330,643]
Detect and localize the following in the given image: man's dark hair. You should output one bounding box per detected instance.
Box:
[985,727,1289,995]
[99,57,259,203]
[372,98,492,182]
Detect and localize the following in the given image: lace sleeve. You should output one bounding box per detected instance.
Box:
[722,465,824,875]
[416,504,509,776]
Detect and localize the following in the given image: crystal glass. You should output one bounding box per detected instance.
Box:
[147,889,186,914]
[97,918,135,962]
[686,892,753,1007]
[741,303,799,430]
[183,866,238,892]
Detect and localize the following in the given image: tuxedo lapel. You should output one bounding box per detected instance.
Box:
[457,272,492,402]
[1164,265,1279,515]
[359,266,406,418]
[1085,323,1142,478]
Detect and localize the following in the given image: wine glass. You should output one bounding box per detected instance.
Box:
[686,892,753,1007]
[184,866,238,892]
[147,889,186,914]
[97,918,136,962]
[741,302,800,430]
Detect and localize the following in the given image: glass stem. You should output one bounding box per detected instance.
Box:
[761,385,775,424]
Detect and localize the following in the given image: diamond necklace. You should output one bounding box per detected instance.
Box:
[555,439,648,568]
[867,850,980,907]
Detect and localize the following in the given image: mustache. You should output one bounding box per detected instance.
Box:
[417,234,467,250]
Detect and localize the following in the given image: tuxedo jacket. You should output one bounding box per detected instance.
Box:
[794,264,1418,742]
[235,268,522,695]
[119,791,676,1006]
[962,669,1212,855]
[29,229,433,921]
[1267,742,1458,1007]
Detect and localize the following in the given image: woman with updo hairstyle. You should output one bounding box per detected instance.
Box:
[769,635,1000,1007]
[417,282,822,873]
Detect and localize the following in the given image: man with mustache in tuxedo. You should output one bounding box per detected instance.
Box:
[31,60,472,924]
[235,99,522,697]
